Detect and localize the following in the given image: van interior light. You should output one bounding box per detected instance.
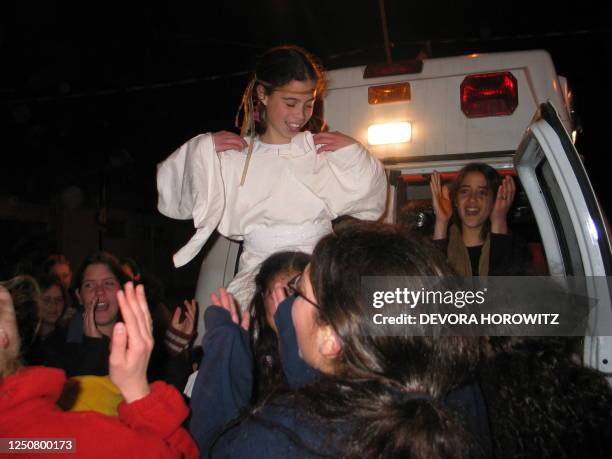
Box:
[367,122,412,145]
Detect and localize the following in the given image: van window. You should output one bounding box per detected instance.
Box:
[535,160,585,276]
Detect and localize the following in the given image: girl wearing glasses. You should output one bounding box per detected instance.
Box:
[190,223,490,458]
[157,45,387,309]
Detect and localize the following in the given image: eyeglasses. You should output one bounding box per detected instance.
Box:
[287,273,320,310]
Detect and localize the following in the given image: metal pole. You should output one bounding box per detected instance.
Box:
[379,0,393,63]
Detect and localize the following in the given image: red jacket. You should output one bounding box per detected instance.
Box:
[0,366,199,458]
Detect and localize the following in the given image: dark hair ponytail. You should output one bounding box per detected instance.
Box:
[344,385,472,458]
[302,223,481,458]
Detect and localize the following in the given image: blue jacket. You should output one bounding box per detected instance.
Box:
[189,297,492,458]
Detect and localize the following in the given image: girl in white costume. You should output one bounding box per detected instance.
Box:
[157,45,387,308]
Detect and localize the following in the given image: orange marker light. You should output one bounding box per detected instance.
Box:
[368,82,411,105]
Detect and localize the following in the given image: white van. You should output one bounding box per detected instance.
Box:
[193,50,611,378]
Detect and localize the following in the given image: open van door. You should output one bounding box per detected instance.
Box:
[514,102,612,376]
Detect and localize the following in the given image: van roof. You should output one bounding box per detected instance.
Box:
[324,49,572,163]
[327,50,559,89]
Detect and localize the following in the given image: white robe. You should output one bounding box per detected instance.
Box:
[157,131,387,307]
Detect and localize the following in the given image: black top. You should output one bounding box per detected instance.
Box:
[434,232,530,276]
[467,245,483,276]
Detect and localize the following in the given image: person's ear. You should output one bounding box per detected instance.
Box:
[318,325,342,359]
[0,328,10,349]
[256,84,268,106]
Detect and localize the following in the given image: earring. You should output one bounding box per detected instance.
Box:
[254,100,265,123]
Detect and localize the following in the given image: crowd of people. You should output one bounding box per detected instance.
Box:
[1,44,611,458]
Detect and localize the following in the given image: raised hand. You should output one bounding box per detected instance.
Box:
[212,131,247,153]
[211,288,250,331]
[270,283,288,318]
[83,296,103,338]
[490,175,516,234]
[430,171,453,239]
[109,282,154,403]
[170,299,197,337]
[313,131,357,154]
[262,282,289,334]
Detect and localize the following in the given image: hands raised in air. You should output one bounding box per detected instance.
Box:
[490,175,516,234]
[109,282,154,403]
[211,288,250,331]
[430,171,453,240]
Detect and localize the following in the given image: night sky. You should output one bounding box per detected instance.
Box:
[1,1,611,287]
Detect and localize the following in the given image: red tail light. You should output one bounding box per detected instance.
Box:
[460,72,518,118]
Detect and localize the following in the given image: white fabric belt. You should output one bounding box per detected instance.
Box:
[243,221,333,258]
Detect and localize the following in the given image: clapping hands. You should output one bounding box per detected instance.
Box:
[109,282,154,403]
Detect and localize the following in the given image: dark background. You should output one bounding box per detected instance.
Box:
[1,1,611,295]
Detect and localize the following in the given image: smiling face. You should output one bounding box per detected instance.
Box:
[258,79,316,144]
[77,263,120,327]
[455,171,494,232]
[38,284,64,325]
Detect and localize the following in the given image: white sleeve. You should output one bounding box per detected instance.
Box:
[156,133,226,267]
[322,142,388,220]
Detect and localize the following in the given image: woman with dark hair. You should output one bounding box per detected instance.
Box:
[430,163,527,276]
[0,278,199,458]
[190,223,491,458]
[157,45,387,308]
[43,254,78,325]
[25,274,70,366]
[248,251,310,401]
[46,252,130,376]
[49,252,191,389]
[479,336,612,458]
[35,275,68,337]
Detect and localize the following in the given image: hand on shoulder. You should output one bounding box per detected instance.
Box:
[212,131,247,153]
[313,131,357,154]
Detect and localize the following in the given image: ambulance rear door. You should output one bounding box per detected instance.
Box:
[514,102,612,376]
